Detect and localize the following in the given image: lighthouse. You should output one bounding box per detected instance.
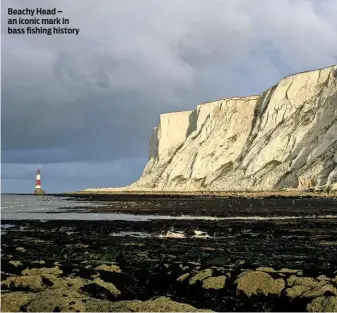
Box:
[34,169,45,195]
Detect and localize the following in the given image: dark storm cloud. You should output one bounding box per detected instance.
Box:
[1,0,337,192]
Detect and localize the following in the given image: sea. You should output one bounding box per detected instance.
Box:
[2,194,337,223]
[1,194,159,221]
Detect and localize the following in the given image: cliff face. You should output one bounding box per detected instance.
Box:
[132,65,337,191]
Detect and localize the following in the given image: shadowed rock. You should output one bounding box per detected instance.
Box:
[307,296,337,312]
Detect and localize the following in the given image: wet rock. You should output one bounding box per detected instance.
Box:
[255,267,301,275]
[84,298,120,312]
[302,284,337,299]
[9,260,22,267]
[0,291,36,312]
[307,296,337,312]
[92,296,212,312]
[285,284,312,299]
[286,275,337,300]
[287,276,319,288]
[333,276,337,284]
[90,273,100,279]
[279,268,302,275]
[202,275,226,290]
[255,267,277,273]
[189,269,213,285]
[42,275,88,291]
[236,271,285,297]
[22,266,62,276]
[31,260,46,265]
[26,289,88,312]
[2,272,88,294]
[2,275,45,291]
[177,273,190,282]
[94,264,122,273]
[81,277,121,300]
[317,275,329,281]
[179,264,190,271]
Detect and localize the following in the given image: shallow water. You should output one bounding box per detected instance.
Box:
[2,194,337,221]
[1,194,104,220]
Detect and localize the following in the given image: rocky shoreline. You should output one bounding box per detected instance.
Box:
[79,195,337,217]
[2,260,337,312]
[2,213,337,312]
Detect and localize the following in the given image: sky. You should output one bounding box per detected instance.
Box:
[1,0,337,193]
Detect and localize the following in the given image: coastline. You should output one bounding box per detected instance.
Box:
[2,194,337,311]
[2,216,337,312]
[67,189,337,198]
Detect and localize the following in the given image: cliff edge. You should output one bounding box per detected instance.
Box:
[84,65,337,193]
[130,65,337,192]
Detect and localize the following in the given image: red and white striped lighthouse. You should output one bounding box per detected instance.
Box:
[34,169,44,194]
[35,169,41,190]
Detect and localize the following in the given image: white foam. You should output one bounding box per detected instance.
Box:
[1,224,15,229]
[109,231,151,238]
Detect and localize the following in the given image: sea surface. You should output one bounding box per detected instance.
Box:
[2,194,337,222]
[1,194,153,221]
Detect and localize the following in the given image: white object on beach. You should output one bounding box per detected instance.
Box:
[192,230,211,238]
[159,230,186,238]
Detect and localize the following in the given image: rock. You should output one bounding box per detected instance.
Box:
[236,271,285,297]
[302,284,337,299]
[255,267,277,273]
[2,275,45,291]
[84,299,121,312]
[307,296,337,312]
[21,266,62,276]
[2,272,88,293]
[31,260,46,265]
[285,275,337,300]
[317,275,329,281]
[94,264,121,273]
[254,267,301,275]
[0,291,36,312]
[177,273,190,282]
[9,260,22,267]
[287,276,320,288]
[189,269,213,285]
[87,64,337,192]
[202,275,226,290]
[285,284,312,299]
[43,275,88,291]
[278,268,302,275]
[333,276,337,284]
[298,178,316,189]
[26,289,88,312]
[90,296,212,312]
[82,277,121,299]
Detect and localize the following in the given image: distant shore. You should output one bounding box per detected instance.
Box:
[4,189,336,199]
[67,189,337,198]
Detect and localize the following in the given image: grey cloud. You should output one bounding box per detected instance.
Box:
[2,157,146,192]
[1,0,337,192]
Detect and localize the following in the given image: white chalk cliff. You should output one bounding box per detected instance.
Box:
[128,65,337,191]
